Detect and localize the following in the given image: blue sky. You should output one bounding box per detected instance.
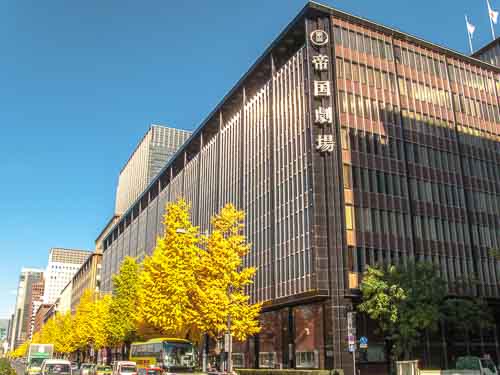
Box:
[0,0,497,318]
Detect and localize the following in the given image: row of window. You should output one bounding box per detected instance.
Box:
[339,90,401,126]
[333,24,498,99]
[471,223,499,249]
[401,109,455,139]
[333,25,394,61]
[398,76,452,110]
[451,93,500,124]
[466,190,500,216]
[347,165,408,198]
[448,64,498,95]
[406,142,460,171]
[341,126,405,160]
[347,205,412,238]
[395,45,497,97]
[336,58,396,93]
[347,204,492,247]
[409,178,465,208]
[349,246,471,284]
[457,123,500,146]
[462,156,499,183]
[393,45,447,79]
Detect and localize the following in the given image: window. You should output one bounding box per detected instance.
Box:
[343,164,352,189]
[345,205,355,230]
[259,353,276,368]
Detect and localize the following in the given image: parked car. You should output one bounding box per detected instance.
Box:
[137,368,162,375]
[112,362,137,375]
[93,365,112,375]
[80,364,94,375]
[443,356,498,375]
[40,359,72,375]
[70,363,79,373]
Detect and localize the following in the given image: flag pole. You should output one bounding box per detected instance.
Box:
[466,15,474,53]
[488,0,497,38]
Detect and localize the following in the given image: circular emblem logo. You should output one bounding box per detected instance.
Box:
[310,30,329,46]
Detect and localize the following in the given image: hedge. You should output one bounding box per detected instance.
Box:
[236,369,344,375]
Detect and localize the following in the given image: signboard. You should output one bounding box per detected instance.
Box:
[224,333,232,352]
[348,344,356,353]
[359,336,368,349]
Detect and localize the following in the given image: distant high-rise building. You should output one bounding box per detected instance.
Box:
[27,278,44,339]
[9,268,44,349]
[114,125,191,215]
[0,319,9,341]
[43,248,91,305]
[6,314,13,349]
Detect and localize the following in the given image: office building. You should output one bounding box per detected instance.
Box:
[10,268,44,349]
[33,304,52,336]
[95,215,120,254]
[6,314,13,350]
[0,319,9,341]
[114,125,191,215]
[27,278,44,339]
[71,253,102,313]
[56,281,72,315]
[473,37,500,67]
[43,248,91,304]
[100,2,500,373]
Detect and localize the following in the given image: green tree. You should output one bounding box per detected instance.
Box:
[441,297,494,354]
[358,262,446,360]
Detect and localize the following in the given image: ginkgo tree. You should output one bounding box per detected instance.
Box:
[138,199,203,339]
[138,199,261,342]
[107,256,141,356]
[197,203,261,341]
[12,199,260,362]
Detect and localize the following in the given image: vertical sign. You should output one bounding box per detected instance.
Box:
[310,28,335,154]
[347,311,357,350]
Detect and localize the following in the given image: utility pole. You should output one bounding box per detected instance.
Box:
[226,284,233,374]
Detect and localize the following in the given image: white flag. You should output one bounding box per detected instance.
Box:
[466,18,476,36]
[488,0,499,24]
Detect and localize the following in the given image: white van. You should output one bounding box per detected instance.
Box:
[40,360,72,375]
[112,361,137,375]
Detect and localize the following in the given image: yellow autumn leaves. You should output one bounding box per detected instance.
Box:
[137,199,261,342]
[11,199,260,358]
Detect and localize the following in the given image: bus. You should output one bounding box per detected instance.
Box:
[25,344,54,375]
[129,338,197,373]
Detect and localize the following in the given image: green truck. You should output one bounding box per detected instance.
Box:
[25,344,54,375]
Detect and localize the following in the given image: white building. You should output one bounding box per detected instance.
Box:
[56,281,72,314]
[43,248,91,305]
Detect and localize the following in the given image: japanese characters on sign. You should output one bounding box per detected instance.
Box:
[316,135,335,152]
[315,106,333,125]
[312,55,329,71]
[310,27,334,153]
[310,29,329,46]
[313,80,331,97]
